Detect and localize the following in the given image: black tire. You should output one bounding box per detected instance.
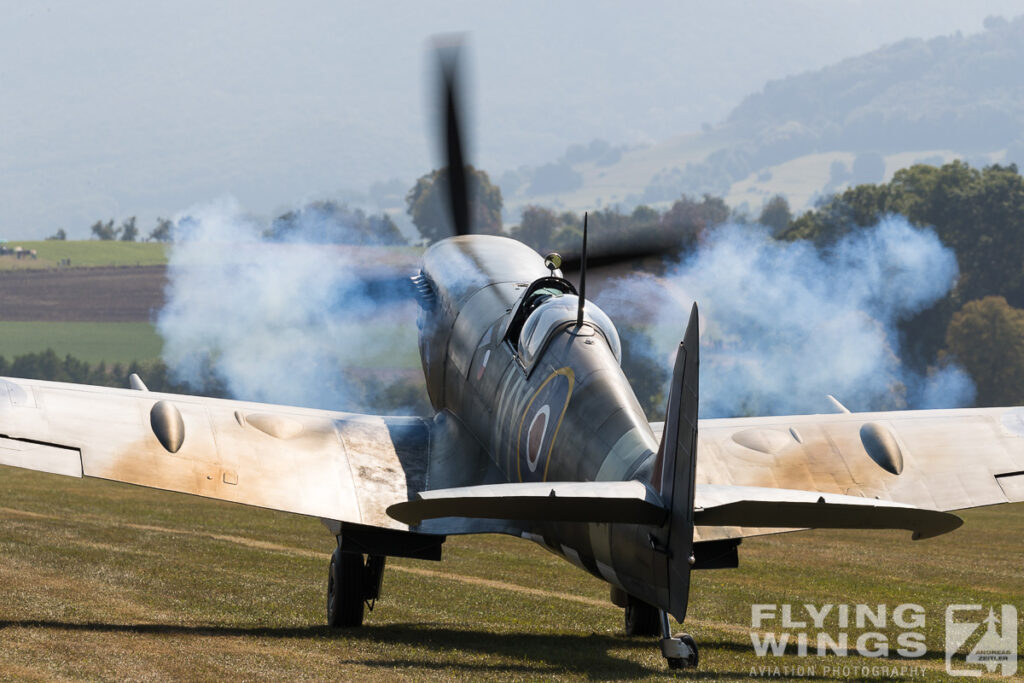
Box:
[624,595,661,636]
[680,633,699,668]
[665,634,699,669]
[327,548,366,627]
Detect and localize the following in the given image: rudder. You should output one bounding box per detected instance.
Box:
[650,303,699,622]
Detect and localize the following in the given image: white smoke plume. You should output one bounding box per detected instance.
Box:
[156,198,421,412]
[598,217,975,418]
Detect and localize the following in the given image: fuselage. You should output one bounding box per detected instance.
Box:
[415,235,667,599]
[417,235,657,480]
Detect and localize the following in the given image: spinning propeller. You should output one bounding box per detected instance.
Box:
[437,42,471,238]
[432,41,676,272]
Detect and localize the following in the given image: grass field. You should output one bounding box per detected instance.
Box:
[0,467,1019,681]
[0,321,421,369]
[0,322,164,364]
[0,241,168,270]
[0,241,427,272]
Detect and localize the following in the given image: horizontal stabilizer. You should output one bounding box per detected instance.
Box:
[387,480,667,526]
[694,484,962,540]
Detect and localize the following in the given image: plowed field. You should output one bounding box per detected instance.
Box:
[0,266,165,322]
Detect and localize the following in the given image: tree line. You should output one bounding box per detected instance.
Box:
[77,215,179,243]
[58,158,1024,410]
[403,164,790,255]
[781,160,1024,408]
[80,201,407,246]
[0,350,224,396]
[404,159,1024,410]
[65,217,176,242]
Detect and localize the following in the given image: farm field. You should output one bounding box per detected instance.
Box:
[0,321,164,365]
[0,320,420,371]
[0,261,423,369]
[0,241,426,272]
[0,241,168,270]
[0,266,165,322]
[0,466,1019,681]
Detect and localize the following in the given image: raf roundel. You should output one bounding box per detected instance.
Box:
[525,404,551,472]
[517,367,574,482]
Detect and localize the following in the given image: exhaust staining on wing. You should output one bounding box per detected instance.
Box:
[334,416,430,528]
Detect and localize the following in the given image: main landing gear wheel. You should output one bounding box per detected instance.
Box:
[327,547,366,627]
[658,609,699,669]
[624,595,661,637]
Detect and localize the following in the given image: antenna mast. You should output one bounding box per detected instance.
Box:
[577,212,588,328]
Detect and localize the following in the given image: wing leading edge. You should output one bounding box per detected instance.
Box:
[3,376,1019,543]
[0,376,429,529]
[676,405,1024,544]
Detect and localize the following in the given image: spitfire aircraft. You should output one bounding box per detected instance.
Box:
[2,48,1023,670]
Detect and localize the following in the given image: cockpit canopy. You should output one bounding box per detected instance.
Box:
[515,293,622,369]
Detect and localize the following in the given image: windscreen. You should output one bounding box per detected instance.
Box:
[517,294,622,367]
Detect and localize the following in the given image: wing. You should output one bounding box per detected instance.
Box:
[0,376,433,530]
[682,406,1024,543]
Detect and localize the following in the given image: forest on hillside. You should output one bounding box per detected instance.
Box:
[641,16,1024,204]
[728,16,1024,158]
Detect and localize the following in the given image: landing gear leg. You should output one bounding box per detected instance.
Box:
[659,609,698,669]
[624,595,661,636]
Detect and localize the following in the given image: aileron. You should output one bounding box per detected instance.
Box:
[0,435,82,478]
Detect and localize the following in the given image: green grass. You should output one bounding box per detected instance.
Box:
[0,321,421,369]
[0,240,429,271]
[0,467,1019,680]
[335,323,421,369]
[0,321,163,364]
[0,240,168,270]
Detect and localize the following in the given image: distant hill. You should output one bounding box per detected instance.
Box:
[725,15,1024,167]
[500,15,1024,219]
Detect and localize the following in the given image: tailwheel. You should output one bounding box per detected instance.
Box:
[624,595,661,636]
[658,609,698,669]
[327,547,366,627]
[663,633,698,669]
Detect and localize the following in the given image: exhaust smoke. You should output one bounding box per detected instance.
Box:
[156,198,422,413]
[598,217,974,418]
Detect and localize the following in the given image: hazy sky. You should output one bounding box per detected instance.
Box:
[2,1,1022,238]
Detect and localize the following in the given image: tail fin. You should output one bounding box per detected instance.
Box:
[651,303,699,622]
